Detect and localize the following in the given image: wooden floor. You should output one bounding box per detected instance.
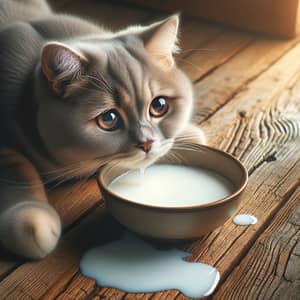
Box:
[1,0,300,299]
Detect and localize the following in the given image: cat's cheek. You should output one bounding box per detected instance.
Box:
[159,119,186,140]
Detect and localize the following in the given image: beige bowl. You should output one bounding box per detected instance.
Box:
[97,144,248,240]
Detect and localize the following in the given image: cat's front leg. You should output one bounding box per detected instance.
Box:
[0,148,61,259]
[176,124,206,145]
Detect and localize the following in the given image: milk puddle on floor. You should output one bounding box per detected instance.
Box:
[80,232,220,298]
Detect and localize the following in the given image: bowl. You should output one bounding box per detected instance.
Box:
[97,144,248,240]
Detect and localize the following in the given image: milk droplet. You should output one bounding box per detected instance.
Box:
[80,233,220,298]
[139,167,146,181]
[233,214,257,226]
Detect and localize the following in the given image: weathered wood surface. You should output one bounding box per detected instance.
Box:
[213,187,300,300]
[0,0,300,299]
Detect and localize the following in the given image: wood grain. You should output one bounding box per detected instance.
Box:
[176,18,222,57]
[179,30,253,82]
[193,36,300,123]
[212,187,300,300]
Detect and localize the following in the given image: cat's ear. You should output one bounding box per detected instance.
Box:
[139,14,180,69]
[41,42,88,96]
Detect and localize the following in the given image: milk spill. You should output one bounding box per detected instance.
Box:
[80,233,220,298]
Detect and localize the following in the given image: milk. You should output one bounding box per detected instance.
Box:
[108,164,234,207]
[233,214,257,226]
[80,232,220,298]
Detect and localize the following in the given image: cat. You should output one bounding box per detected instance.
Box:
[0,0,205,260]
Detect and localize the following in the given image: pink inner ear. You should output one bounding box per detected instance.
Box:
[42,42,84,80]
[141,15,180,69]
[41,42,87,94]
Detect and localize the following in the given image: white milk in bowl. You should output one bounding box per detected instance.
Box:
[108,164,235,207]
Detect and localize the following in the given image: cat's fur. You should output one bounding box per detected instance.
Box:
[0,0,205,259]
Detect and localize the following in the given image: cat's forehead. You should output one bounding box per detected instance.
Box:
[83,43,167,93]
[86,41,147,84]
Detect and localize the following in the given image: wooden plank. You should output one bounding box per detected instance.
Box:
[12,25,300,300]
[212,187,300,299]
[213,188,300,299]
[192,36,300,123]
[178,30,253,82]
[176,17,222,56]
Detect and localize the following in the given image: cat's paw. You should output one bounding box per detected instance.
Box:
[0,201,61,259]
[177,124,206,145]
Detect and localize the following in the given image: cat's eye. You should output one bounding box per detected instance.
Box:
[96,109,123,131]
[149,96,169,117]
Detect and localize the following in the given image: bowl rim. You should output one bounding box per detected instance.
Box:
[97,144,248,212]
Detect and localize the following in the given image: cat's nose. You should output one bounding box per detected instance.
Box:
[136,140,154,153]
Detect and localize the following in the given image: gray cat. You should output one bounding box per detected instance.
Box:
[0,0,205,259]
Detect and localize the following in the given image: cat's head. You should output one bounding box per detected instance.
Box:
[34,15,194,177]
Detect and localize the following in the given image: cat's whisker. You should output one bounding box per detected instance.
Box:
[174,140,205,146]
[179,48,216,53]
[46,166,97,192]
[39,159,95,176]
[166,152,183,164]
[163,152,178,164]
[160,137,205,153]
[0,157,112,189]
[0,178,45,189]
[40,152,122,177]
[45,176,71,192]
[175,57,202,72]
[174,141,207,149]
[171,143,206,152]
[149,50,202,72]
[175,134,205,140]
[175,133,208,142]
[1,163,89,187]
[85,74,113,94]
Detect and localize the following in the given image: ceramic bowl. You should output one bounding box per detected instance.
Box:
[97,144,248,240]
